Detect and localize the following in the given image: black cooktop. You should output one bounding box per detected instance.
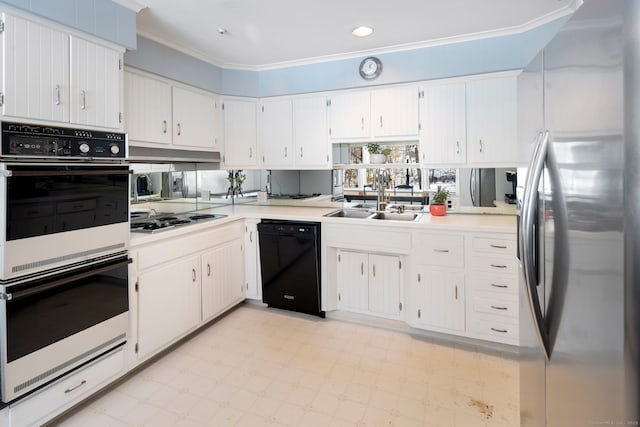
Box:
[130,213,227,233]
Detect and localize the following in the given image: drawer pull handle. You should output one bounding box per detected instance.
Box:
[434,249,449,253]
[491,283,508,288]
[491,305,508,311]
[207,264,211,277]
[491,327,508,333]
[192,269,196,282]
[489,244,507,249]
[490,264,507,269]
[64,380,87,394]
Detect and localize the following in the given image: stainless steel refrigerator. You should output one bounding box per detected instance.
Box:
[517,0,639,425]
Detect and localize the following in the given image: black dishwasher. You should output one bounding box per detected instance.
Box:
[257,219,324,318]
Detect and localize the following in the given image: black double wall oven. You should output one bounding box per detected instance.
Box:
[0,122,130,402]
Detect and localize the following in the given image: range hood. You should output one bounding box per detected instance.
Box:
[128,146,221,163]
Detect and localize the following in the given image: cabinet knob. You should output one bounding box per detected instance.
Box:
[80,90,86,110]
[162,120,167,134]
[207,263,211,277]
[177,123,182,136]
[192,268,196,282]
[55,85,61,106]
[479,139,483,153]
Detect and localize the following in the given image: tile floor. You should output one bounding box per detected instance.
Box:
[51,304,519,427]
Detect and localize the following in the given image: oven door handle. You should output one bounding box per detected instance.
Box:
[2,258,132,302]
[6,169,132,177]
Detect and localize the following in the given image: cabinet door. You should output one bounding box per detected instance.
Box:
[202,238,245,320]
[368,254,401,318]
[124,71,172,145]
[69,36,121,129]
[420,82,466,164]
[244,221,261,300]
[466,76,517,164]
[224,238,245,307]
[336,250,369,312]
[2,13,69,122]
[415,268,465,332]
[329,92,370,140]
[223,99,258,167]
[371,86,420,138]
[173,86,218,150]
[137,256,201,359]
[260,99,293,167]
[293,96,330,167]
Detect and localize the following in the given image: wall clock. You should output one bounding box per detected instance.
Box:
[359,57,383,80]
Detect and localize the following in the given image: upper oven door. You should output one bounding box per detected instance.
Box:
[0,164,130,280]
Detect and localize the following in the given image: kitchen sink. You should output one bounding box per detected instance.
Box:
[324,208,375,219]
[369,212,422,221]
[324,209,422,222]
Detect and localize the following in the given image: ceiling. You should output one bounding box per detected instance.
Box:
[134,0,580,70]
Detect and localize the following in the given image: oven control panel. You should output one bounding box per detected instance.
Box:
[1,122,126,160]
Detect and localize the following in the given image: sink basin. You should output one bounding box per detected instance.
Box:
[324,209,375,219]
[369,212,422,222]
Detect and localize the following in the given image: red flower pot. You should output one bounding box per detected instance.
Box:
[429,204,447,216]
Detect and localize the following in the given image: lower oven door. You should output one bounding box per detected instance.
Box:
[0,163,130,280]
[0,255,130,402]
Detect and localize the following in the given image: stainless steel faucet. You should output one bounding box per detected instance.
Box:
[376,169,391,211]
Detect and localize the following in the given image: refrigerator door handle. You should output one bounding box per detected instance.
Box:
[519,130,552,360]
[543,133,570,356]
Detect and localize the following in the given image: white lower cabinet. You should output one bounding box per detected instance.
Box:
[407,230,519,345]
[10,347,125,427]
[244,219,261,300]
[413,268,465,332]
[337,250,402,319]
[202,238,245,320]
[137,255,202,359]
[465,234,519,345]
[133,221,245,362]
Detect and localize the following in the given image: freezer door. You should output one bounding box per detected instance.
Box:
[543,1,626,425]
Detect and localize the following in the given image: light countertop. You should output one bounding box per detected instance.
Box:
[130,204,516,247]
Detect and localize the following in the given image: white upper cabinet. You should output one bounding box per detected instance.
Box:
[293,96,330,168]
[124,69,219,151]
[223,98,258,168]
[124,70,172,145]
[328,87,419,142]
[420,82,467,165]
[328,91,371,140]
[258,95,330,169]
[466,75,518,165]
[172,86,219,150]
[260,98,293,167]
[2,13,69,123]
[1,12,123,129]
[371,86,420,138]
[69,36,122,129]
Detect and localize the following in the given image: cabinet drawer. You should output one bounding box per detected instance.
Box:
[469,313,519,343]
[471,236,516,255]
[415,234,464,267]
[468,254,518,275]
[468,273,519,294]
[11,347,125,427]
[472,292,519,318]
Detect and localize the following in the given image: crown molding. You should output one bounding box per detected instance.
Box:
[112,0,147,13]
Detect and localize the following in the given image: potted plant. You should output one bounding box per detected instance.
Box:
[366,143,387,164]
[429,187,449,216]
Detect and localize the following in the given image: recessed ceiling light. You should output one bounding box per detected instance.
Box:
[352,26,374,37]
